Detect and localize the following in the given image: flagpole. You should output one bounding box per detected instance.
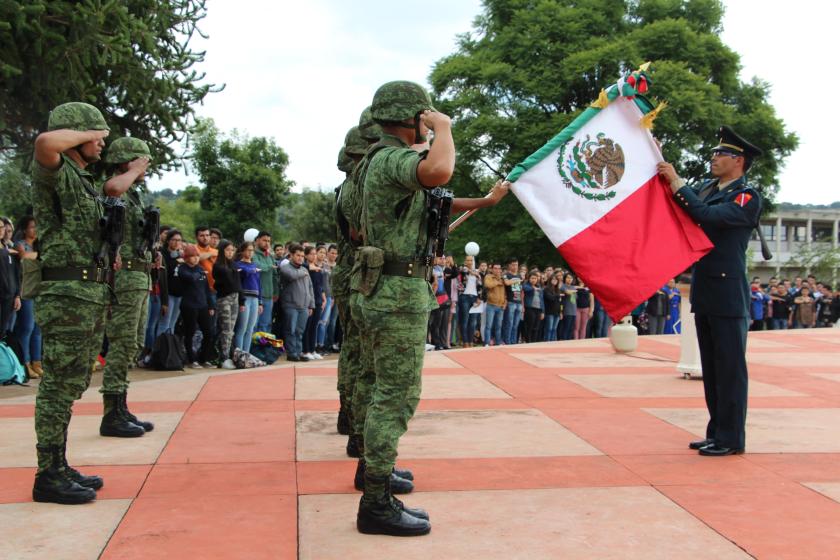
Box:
[448,193,494,233]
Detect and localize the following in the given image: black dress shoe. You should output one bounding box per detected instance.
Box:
[689,438,714,450]
[698,444,744,456]
[286,355,299,362]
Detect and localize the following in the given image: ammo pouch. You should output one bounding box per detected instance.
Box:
[21,259,43,299]
[350,246,384,297]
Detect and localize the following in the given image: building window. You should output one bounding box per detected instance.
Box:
[812,225,832,242]
[760,224,775,241]
[793,225,807,242]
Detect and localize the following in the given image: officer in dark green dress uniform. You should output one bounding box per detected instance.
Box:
[658,126,763,456]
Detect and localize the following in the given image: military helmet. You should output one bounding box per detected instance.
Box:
[358,106,381,142]
[47,102,109,132]
[343,126,367,157]
[105,137,151,164]
[371,81,435,122]
[337,146,354,174]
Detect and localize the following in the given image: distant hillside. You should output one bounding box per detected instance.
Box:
[778,202,840,211]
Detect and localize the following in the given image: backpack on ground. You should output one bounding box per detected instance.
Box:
[0,341,26,385]
[232,348,266,369]
[0,331,25,368]
[151,331,186,371]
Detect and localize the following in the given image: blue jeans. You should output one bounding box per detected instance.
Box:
[234,296,260,353]
[144,293,164,349]
[457,294,478,344]
[161,295,182,334]
[316,297,333,347]
[256,296,273,333]
[502,301,523,344]
[593,309,610,338]
[283,305,309,358]
[560,314,576,340]
[13,298,42,362]
[325,298,339,347]
[771,317,787,330]
[484,304,504,346]
[544,313,561,341]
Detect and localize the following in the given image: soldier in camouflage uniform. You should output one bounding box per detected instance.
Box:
[334,118,414,495]
[99,137,154,438]
[30,102,136,504]
[353,81,508,536]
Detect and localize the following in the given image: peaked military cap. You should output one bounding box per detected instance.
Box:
[712,126,762,159]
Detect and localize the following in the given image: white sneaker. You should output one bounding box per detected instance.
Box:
[190,361,203,369]
[425,343,436,352]
[303,353,314,360]
[312,352,324,360]
[221,359,236,370]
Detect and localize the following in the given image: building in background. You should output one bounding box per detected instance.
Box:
[750,203,840,281]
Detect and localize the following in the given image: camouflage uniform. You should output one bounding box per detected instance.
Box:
[334,125,372,442]
[101,139,153,399]
[32,104,110,457]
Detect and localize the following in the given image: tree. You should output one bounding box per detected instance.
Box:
[276,189,336,244]
[191,119,293,242]
[788,244,840,283]
[0,0,220,170]
[0,156,31,219]
[150,186,203,239]
[430,0,798,265]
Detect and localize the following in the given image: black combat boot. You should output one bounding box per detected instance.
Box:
[119,392,154,432]
[354,459,413,494]
[337,397,351,435]
[346,434,361,458]
[100,394,145,438]
[393,466,414,481]
[61,432,103,490]
[357,473,430,536]
[32,444,97,505]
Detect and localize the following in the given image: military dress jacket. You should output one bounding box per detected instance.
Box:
[674,176,760,318]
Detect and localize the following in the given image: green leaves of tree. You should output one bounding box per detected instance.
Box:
[431,0,798,265]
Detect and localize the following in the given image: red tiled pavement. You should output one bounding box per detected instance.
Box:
[2,329,840,559]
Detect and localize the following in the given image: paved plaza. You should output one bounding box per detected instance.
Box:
[2,329,840,559]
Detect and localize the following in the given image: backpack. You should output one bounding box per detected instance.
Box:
[0,341,26,385]
[151,331,186,371]
[232,348,266,369]
[0,331,25,367]
[249,344,282,365]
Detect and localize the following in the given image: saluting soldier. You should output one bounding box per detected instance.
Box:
[338,117,415,495]
[99,137,155,438]
[353,81,508,536]
[30,102,131,504]
[657,126,763,456]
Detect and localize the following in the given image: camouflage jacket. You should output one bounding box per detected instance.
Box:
[358,134,436,314]
[32,155,109,303]
[331,174,355,299]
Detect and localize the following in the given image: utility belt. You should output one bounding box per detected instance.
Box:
[382,260,429,280]
[42,266,109,284]
[122,259,152,274]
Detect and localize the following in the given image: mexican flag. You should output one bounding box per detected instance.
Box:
[507,68,713,321]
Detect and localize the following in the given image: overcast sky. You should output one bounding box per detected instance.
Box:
[148,0,838,204]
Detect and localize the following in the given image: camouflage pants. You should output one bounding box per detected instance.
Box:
[34,294,107,447]
[356,298,428,477]
[101,289,148,395]
[216,292,239,360]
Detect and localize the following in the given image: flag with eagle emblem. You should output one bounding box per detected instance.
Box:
[507,65,713,321]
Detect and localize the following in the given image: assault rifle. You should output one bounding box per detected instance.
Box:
[423,188,454,263]
[139,206,161,258]
[97,196,126,292]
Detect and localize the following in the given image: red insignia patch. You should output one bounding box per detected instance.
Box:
[734,193,752,207]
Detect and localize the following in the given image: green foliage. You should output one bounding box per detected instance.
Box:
[191,119,293,242]
[0,156,31,219]
[276,189,337,244]
[788,244,840,283]
[151,190,202,240]
[430,0,798,265]
[0,0,221,170]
